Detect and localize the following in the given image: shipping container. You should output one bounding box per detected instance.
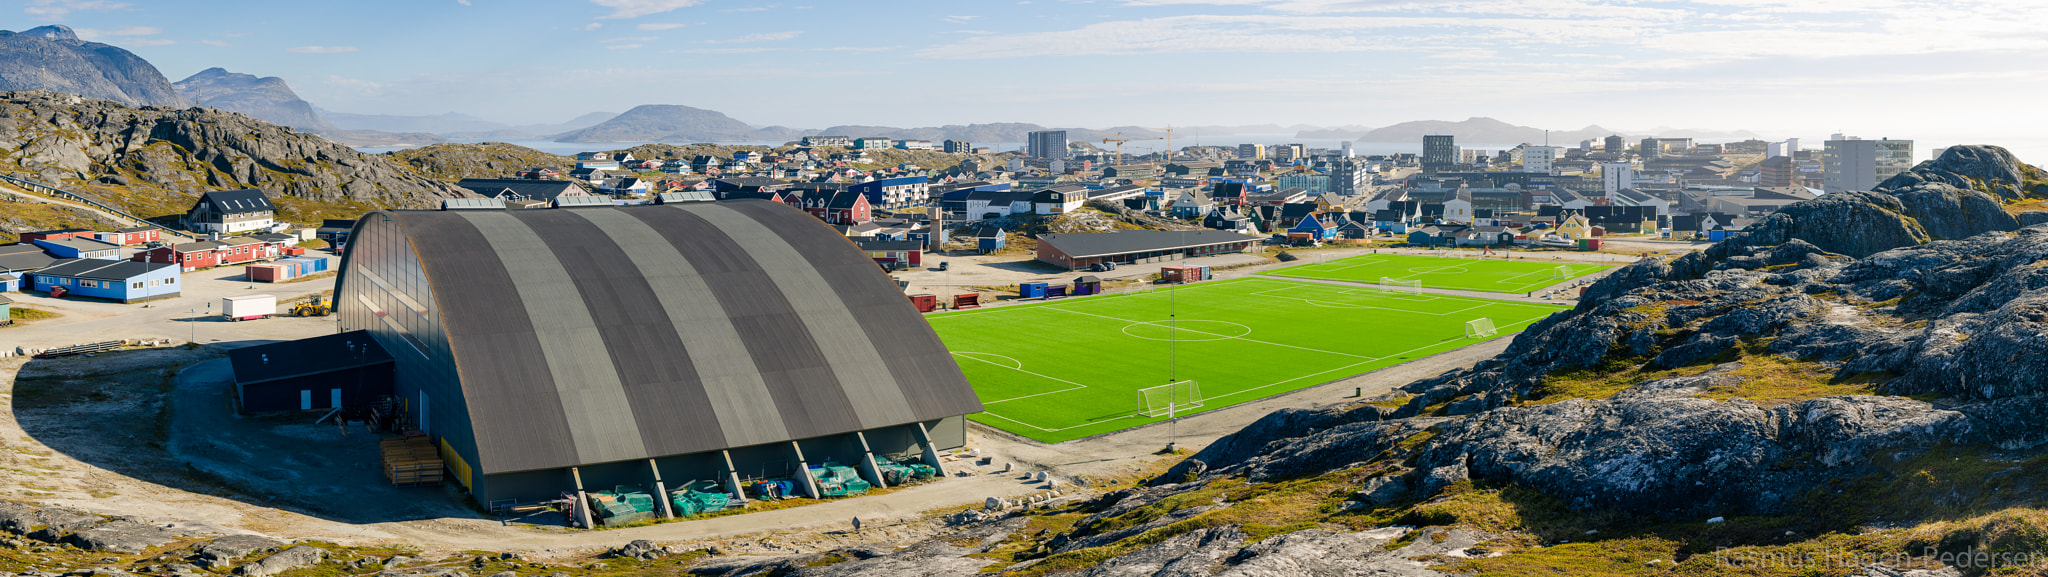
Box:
[246,264,288,283]
[222,295,277,321]
[908,294,937,313]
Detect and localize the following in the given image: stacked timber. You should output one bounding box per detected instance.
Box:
[381,434,444,486]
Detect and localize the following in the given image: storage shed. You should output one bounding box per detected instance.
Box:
[332,200,983,506]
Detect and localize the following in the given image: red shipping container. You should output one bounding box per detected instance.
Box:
[908,294,937,312]
[247,264,286,282]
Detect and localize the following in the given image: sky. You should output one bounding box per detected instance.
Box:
[15,0,2048,155]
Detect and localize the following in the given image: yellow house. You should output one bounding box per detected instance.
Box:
[1556,213,1593,240]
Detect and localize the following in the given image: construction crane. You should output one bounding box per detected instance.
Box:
[1148,125,1178,161]
[1101,132,1162,165]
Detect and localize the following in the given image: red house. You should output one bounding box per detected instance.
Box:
[854,239,922,269]
[19,228,93,243]
[134,235,290,271]
[785,188,872,225]
[95,226,161,246]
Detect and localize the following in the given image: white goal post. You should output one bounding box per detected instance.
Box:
[1379,277,1422,294]
[1553,265,1573,279]
[1139,380,1204,418]
[1465,318,1498,339]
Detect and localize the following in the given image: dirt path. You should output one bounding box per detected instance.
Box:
[0,181,189,241]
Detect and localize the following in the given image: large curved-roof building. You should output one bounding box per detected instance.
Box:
[335,200,981,505]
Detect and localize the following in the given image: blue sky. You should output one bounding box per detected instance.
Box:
[16,0,2048,152]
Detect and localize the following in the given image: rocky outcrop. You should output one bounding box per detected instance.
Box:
[385,142,573,182]
[0,90,469,216]
[236,545,323,577]
[1881,145,2037,201]
[173,68,335,132]
[0,26,188,107]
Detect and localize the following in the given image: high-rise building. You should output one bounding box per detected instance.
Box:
[943,139,973,154]
[1601,162,1634,195]
[1027,130,1069,159]
[1237,143,1265,160]
[1423,135,1458,168]
[1341,141,1354,158]
[1330,159,1371,195]
[1523,146,1557,175]
[1604,135,1626,155]
[1823,137,1914,193]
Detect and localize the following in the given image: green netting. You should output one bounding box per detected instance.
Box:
[670,480,734,517]
[811,465,870,497]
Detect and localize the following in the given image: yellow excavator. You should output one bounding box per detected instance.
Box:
[291,295,332,317]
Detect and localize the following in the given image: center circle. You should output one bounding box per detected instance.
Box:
[1121,320,1254,341]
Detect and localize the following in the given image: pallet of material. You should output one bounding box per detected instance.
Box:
[381,436,444,486]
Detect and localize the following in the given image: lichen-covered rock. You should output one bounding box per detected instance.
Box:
[236,545,324,577]
[1880,145,2033,201]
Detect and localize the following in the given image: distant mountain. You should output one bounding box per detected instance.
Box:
[1352,117,1627,145]
[173,67,334,132]
[814,123,1163,144]
[444,111,619,140]
[0,25,188,107]
[551,104,805,143]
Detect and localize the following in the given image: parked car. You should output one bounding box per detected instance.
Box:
[1090,262,1118,272]
[937,261,949,271]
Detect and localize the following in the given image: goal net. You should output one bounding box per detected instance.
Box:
[1553,265,1573,279]
[1465,318,1498,339]
[1379,277,1422,294]
[1126,283,1156,296]
[1139,381,1204,418]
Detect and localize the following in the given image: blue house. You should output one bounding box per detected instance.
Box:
[1289,213,1334,240]
[974,226,1007,254]
[31,259,181,303]
[32,237,121,260]
[0,273,18,292]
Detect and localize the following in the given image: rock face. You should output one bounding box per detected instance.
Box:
[173,67,336,132]
[551,104,803,143]
[1162,145,2048,520]
[385,142,573,182]
[0,26,188,107]
[0,90,469,214]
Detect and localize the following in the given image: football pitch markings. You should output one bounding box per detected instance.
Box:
[1266,253,1614,293]
[926,277,1567,442]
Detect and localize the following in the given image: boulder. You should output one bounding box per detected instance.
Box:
[65,521,186,553]
[612,539,663,560]
[193,535,284,569]
[237,545,324,577]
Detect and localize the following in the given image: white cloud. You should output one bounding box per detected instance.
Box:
[943,15,979,23]
[574,22,605,31]
[703,30,802,43]
[721,5,774,12]
[589,0,701,19]
[603,36,656,43]
[637,22,686,30]
[607,43,643,50]
[23,0,130,18]
[457,0,471,5]
[72,25,162,40]
[289,46,359,54]
[198,39,230,47]
[683,47,780,54]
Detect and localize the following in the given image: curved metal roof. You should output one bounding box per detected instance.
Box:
[369,200,980,474]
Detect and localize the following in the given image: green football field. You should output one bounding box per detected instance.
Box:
[1266,252,1615,293]
[926,277,1568,443]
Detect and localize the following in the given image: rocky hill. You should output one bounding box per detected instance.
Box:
[0,90,469,223]
[684,145,2048,575]
[172,67,335,132]
[0,26,187,108]
[384,142,573,181]
[552,104,805,143]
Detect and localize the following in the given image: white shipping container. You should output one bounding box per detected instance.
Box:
[222,295,277,320]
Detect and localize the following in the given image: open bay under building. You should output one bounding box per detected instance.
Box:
[331,200,983,506]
